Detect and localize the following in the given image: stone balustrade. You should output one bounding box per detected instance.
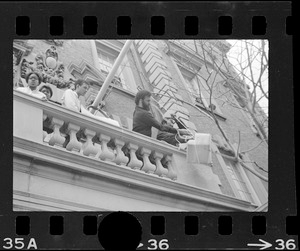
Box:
[14,91,182,181]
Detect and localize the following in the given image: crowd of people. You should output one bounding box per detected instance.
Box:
[16,71,193,147]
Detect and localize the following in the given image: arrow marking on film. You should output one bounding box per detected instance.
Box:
[247,239,272,250]
[137,243,144,248]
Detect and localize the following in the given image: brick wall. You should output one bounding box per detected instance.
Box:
[28,40,95,69]
[105,89,135,120]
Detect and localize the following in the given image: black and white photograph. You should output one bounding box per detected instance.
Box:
[13,39,268,212]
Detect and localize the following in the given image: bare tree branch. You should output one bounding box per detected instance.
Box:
[163,39,268,181]
[241,140,264,154]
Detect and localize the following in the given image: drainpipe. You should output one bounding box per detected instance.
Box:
[90,40,133,113]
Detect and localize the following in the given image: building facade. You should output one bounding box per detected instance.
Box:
[13,39,268,211]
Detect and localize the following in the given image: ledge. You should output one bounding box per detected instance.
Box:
[14,136,256,211]
[110,84,137,98]
[13,191,106,211]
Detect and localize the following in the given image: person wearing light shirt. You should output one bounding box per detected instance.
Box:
[61,79,120,127]
[61,79,90,112]
[16,72,47,100]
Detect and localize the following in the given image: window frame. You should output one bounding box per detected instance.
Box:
[222,154,256,203]
[96,41,138,92]
[211,143,261,206]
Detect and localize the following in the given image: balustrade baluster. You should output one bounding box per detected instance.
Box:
[48,117,65,147]
[94,142,102,159]
[98,134,115,161]
[126,143,143,169]
[140,147,156,174]
[152,152,168,177]
[163,155,177,180]
[113,139,129,166]
[82,129,98,157]
[65,123,82,152]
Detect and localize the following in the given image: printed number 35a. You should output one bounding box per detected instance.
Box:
[148,239,169,250]
[3,238,38,250]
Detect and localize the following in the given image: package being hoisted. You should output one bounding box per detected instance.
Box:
[186,133,212,165]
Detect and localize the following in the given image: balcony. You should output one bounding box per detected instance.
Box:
[13,91,256,211]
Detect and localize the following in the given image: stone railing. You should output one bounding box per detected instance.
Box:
[14,91,187,181]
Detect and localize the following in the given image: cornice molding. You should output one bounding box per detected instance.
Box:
[14,136,256,211]
[95,40,124,53]
[166,41,207,69]
[14,191,105,211]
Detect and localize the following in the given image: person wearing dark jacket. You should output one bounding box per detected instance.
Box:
[132,90,177,137]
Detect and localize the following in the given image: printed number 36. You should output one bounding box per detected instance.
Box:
[148,239,169,250]
[275,239,296,250]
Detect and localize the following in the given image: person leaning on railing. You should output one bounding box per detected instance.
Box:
[61,79,90,112]
[39,85,53,101]
[132,90,178,138]
[16,72,47,100]
[60,79,90,146]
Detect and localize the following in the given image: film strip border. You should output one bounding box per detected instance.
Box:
[0,213,298,249]
[15,15,293,36]
[12,214,298,236]
[0,1,296,250]
[2,1,291,38]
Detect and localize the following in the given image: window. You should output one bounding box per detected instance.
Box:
[97,42,138,92]
[221,153,255,204]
